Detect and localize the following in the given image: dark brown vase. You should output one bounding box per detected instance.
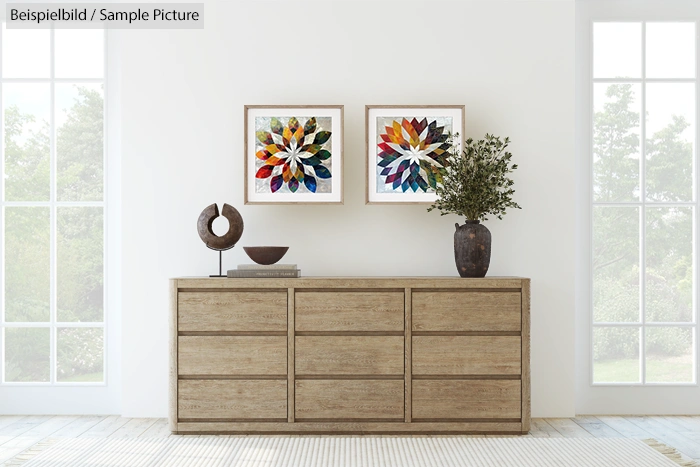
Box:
[454,221,491,278]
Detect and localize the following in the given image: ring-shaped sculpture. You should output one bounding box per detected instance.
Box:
[197,203,244,276]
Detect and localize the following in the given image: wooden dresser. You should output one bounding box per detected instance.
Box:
[170,277,530,434]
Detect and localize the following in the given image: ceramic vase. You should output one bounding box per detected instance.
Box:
[454,220,491,278]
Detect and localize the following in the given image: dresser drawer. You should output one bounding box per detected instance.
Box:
[178,336,286,375]
[296,336,404,375]
[412,380,521,419]
[412,291,521,332]
[178,291,287,332]
[413,336,521,375]
[296,292,404,332]
[178,380,287,420]
[295,380,404,420]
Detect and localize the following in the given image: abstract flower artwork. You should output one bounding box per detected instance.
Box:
[245,106,343,204]
[255,116,332,194]
[377,117,451,193]
[366,106,465,204]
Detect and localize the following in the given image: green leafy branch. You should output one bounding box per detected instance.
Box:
[428,133,521,222]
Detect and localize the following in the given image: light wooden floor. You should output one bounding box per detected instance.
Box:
[1,416,700,464]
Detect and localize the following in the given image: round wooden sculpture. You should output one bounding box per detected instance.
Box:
[197,203,244,251]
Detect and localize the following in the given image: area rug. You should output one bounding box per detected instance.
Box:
[3,436,698,467]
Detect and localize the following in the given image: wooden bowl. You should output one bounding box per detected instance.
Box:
[243,246,289,265]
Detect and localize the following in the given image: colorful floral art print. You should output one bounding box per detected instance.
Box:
[245,106,343,204]
[376,116,452,193]
[366,106,464,204]
[255,116,333,194]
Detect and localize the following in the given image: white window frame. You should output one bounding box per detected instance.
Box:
[0,23,121,414]
[590,20,698,387]
[577,0,700,415]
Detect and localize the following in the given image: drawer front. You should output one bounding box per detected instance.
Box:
[296,336,404,375]
[412,380,521,419]
[413,336,521,375]
[178,336,286,375]
[178,291,287,332]
[412,291,521,332]
[295,292,404,332]
[178,380,287,419]
[295,380,404,419]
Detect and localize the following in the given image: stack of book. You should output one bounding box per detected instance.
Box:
[227,264,301,278]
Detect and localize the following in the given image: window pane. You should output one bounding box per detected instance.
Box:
[4,327,50,382]
[594,23,642,79]
[646,23,695,79]
[56,84,104,201]
[593,327,640,383]
[1,25,50,78]
[645,207,693,323]
[4,207,50,322]
[57,327,104,382]
[594,83,641,202]
[55,30,104,79]
[3,83,51,201]
[593,207,640,323]
[646,83,695,202]
[646,327,694,383]
[57,207,104,322]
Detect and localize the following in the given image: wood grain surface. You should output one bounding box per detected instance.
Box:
[175,277,526,290]
[295,336,404,375]
[412,380,521,419]
[287,288,295,423]
[178,336,286,375]
[178,380,287,419]
[175,421,523,434]
[295,380,404,419]
[412,291,521,332]
[170,276,530,434]
[295,292,404,331]
[404,287,412,423]
[169,280,178,431]
[178,291,287,332]
[413,336,521,375]
[521,278,531,432]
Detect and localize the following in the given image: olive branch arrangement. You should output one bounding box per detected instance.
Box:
[428,133,521,222]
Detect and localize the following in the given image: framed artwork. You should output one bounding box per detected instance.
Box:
[244,105,344,204]
[366,105,465,204]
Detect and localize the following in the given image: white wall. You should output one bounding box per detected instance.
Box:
[120,0,575,417]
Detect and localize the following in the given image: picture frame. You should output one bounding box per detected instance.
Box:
[244,105,344,204]
[365,105,465,204]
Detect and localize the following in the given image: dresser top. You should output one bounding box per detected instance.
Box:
[171,276,530,289]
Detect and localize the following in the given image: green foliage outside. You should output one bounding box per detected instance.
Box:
[4,85,104,382]
[57,206,104,323]
[594,356,693,384]
[4,207,51,323]
[428,134,521,222]
[4,328,50,382]
[593,84,693,380]
[57,87,104,202]
[56,328,104,382]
